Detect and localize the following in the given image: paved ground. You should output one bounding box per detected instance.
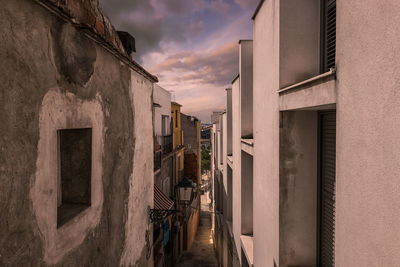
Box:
[176,181,218,267]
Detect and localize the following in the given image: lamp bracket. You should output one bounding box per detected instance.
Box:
[149,208,178,223]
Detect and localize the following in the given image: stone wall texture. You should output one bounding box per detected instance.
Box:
[0,0,155,265]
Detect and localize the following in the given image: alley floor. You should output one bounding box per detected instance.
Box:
[176,182,218,267]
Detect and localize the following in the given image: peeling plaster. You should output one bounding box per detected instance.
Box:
[120,72,154,267]
[31,89,104,264]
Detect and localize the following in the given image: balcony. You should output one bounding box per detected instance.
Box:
[162,134,173,154]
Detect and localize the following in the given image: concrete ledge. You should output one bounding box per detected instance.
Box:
[227,156,233,168]
[240,235,254,266]
[241,139,254,156]
[279,74,337,111]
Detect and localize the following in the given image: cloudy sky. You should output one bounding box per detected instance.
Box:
[99,0,258,122]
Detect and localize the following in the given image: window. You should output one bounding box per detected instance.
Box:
[175,110,178,128]
[321,0,336,72]
[162,115,169,136]
[57,128,92,227]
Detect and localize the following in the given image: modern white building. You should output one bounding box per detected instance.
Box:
[213,0,400,266]
[153,84,172,155]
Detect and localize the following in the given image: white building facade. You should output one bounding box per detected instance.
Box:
[213,0,400,266]
[153,84,172,152]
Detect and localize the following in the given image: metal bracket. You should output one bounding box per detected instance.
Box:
[149,208,177,223]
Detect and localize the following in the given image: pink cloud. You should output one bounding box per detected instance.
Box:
[151,41,238,86]
[209,0,231,14]
[234,0,259,9]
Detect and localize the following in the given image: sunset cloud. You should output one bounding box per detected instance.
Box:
[152,41,238,85]
[99,0,258,122]
[234,0,259,9]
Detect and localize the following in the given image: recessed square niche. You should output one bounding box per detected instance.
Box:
[57,128,92,228]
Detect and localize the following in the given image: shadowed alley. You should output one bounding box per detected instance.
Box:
[176,188,218,267]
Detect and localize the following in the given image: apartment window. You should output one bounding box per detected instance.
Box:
[162,115,169,136]
[241,151,253,236]
[57,128,92,227]
[175,111,178,128]
[321,0,336,72]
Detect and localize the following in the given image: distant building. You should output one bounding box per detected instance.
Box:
[180,113,201,252]
[153,84,173,196]
[211,111,224,124]
[181,113,201,184]
[201,126,212,140]
[152,85,175,267]
[171,102,185,183]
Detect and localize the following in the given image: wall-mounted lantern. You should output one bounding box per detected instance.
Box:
[175,177,197,207]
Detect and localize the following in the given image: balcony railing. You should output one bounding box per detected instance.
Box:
[154,150,162,171]
[162,134,173,154]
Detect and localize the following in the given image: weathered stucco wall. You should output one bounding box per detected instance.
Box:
[121,70,154,267]
[0,0,154,265]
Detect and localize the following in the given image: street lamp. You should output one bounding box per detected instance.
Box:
[175,177,197,207]
[148,177,197,224]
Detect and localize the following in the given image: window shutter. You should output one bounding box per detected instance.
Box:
[319,112,336,267]
[322,0,336,72]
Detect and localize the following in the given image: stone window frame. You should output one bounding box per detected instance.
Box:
[31,89,104,264]
[57,127,93,228]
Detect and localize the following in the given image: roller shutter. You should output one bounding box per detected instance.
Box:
[319,111,336,267]
[322,0,336,72]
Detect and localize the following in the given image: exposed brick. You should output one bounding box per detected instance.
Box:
[95,18,104,36]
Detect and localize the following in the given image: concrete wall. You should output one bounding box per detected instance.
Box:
[0,0,154,265]
[231,77,242,262]
[211,111,224,124]
[335,1,400,266]
[253,0,400,266]
[226,89,233,155]
[253,1,281,266]
[239,41,254,138]
[279,111,318,267]
[280,0,320,88]
[222,113,228,213]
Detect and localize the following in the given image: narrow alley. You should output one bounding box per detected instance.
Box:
[176,181,218,267]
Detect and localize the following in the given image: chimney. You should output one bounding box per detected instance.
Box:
[117,31,136,60]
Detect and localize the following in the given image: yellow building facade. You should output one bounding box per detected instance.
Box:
[171,102,184,184]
